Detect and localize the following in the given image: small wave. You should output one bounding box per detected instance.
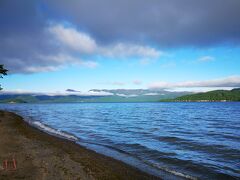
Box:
[31,121,78,141]
[157,136,240,159]
[82,141,198,180]
[150,163,198,180]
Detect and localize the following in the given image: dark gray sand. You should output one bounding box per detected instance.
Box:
[0,110,160,180]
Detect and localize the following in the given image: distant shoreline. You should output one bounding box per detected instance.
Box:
[1,88,239,103]
[1,101,239,104]
[0,110,159,179]
[160,100,240,102]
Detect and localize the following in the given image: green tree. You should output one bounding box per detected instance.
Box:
[0,65,8,90]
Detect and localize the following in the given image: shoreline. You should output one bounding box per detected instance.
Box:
[0,110,160,179]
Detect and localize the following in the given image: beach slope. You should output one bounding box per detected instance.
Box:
[0,111,159,180]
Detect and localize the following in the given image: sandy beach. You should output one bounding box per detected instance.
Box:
[0,110,159,180]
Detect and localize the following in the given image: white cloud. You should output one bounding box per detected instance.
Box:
[4,24,163,74]
[197,56,215,62]
[78,61,98,68]
[49,24,97,53]
[49,24,163,59]
[23,66,60,73]
[3,49,98,74]
[108,81,126,86]
[100,43,162,58]
[1,90,113,96]
[116,93,138,97]
[85,90,113,96]
[149,76,240,89]
[143,93,160,96]
[38,54,98,69]
[167,87,234,92]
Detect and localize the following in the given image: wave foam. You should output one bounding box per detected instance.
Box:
[32,121,78,141]
[151,163,198,180]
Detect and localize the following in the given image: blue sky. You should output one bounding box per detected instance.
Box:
[1,0,240,93]
[2,45,240,92]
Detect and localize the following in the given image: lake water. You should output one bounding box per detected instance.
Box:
[0,102,240,179]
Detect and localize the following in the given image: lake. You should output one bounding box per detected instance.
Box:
[0,102,239,179]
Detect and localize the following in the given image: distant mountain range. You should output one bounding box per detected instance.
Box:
[2,88,239,103]
[161,88,240,102]
[0,89,190,103]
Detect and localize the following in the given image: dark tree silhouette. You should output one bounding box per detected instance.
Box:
[0,65,8,90]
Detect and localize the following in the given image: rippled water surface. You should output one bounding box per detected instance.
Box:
[1,102,240,179]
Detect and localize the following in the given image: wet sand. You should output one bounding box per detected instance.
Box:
[0,110,160,180]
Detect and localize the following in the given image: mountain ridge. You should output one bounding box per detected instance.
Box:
[0,89,190,103]
[161,88,240,102]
